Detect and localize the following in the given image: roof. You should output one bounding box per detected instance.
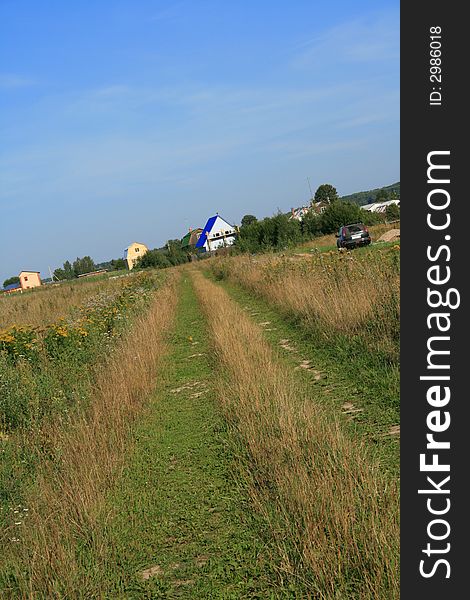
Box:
[125,242,147,251]
[124,242,148,258]
[77,269,108,278]
[195,215,219,248]
[19,270,40,275]
[181,231,192,246]
[290,206,311,221]
[4,283,21,291]
[182,228,203,247]
[362,199,400,213]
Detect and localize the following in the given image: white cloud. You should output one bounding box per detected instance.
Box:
[292,11,399,69]
[1,74,398,207]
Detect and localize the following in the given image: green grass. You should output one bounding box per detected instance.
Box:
[82,275,283,598]
[1,267,399,597]
[0,273,162,537]
[286,238,400,256]
[206,274,399,476]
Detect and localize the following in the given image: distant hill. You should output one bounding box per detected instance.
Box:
[340,182,400,206]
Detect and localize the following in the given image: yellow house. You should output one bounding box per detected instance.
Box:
[124,242,149,270]
[19,271,42,290]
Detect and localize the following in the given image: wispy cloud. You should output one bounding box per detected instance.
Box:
[0,73,35,89]
[334,111,395,130]
[148,2,186,23]
[292,11,399,69]
[0,73,398,206]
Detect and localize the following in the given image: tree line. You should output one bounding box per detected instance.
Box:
[236,183,399,253]
[3,181,399,287]
[51,242,190,281]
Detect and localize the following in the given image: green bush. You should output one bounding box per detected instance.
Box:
[136,240,189,269]
[361,210,385,226]
[385,203,400,221]
[236,212,303,253]
[318,201,364,234]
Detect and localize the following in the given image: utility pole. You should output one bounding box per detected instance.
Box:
[307,177,314,203]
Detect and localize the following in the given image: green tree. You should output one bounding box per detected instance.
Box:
[314,183,339,205]
[241,214,257,227]
[375,188,390,201]
[63,260,75,279]
[3,276,20,288]
[361,210,385,226]
[300,211,322,238]
[72,256,96,277]
[319,201,363,234]
[165,239,189,266]
[53,268,67,281]
[53,259,75,281]
[236,212,302,253]
[110,258,127,270]
[136,249,171,269]
[385,203,400,221]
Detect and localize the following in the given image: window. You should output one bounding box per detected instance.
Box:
[24,276,28,281]
[136,248,139,252]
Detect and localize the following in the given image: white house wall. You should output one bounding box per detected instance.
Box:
[211,216,236,237]
[205,216,236,250]
[206,235,236,251]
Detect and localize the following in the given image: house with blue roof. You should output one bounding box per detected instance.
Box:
[3,282,21,293]
[195,214,237,252]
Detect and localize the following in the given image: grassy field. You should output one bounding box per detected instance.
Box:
[192,269,399,599]
[206,243,399,376]
[210,275,399,473]
[0,273,133,330]
[0,271,178,595]
[1,232,400,598]
[75,275,280,598]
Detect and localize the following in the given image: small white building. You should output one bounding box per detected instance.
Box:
[362,199,400,213]
[195,214,237,252]
[289,201,328,221]
[289,206,311,221]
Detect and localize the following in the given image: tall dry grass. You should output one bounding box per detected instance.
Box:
[1,273,179,598]
[192,270,399,599]
[208,247,400,363]
[0,275,130,329]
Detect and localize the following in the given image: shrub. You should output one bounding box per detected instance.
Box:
[136,249,172,269]
[318,201,364,234]
[385,203,400,221]
[361,210,385,226]
[236,212,303,253]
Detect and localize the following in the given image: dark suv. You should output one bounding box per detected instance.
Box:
[336,223,371,249]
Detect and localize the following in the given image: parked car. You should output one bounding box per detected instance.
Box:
[336,223,371,249]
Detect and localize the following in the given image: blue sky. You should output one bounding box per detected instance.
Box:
[0,0,399,283]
